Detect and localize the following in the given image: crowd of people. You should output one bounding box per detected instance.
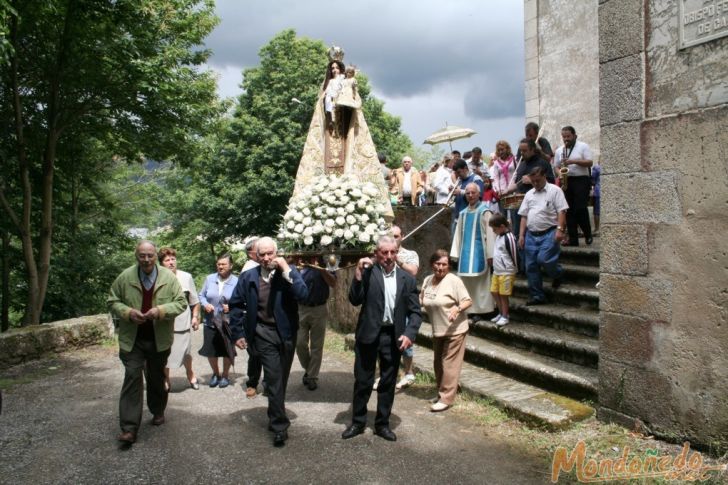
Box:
[106,122,598,449]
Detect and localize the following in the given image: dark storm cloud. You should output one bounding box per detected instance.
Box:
[205,0,524,120]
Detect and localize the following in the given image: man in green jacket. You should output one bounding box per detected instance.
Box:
[108,240,187,445]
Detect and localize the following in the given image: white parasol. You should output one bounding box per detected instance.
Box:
[423,124,477,150]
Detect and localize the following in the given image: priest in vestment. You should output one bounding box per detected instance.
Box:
[450,182,496,321]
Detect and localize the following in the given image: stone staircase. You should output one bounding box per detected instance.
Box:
[412,242,601,429]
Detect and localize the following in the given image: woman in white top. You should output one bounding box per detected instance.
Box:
[419,249,472,412]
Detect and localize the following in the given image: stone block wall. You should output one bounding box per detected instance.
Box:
[526,0,601,158]
[0,315,114,369]
[598,0,728,449]
[328,205,452,333]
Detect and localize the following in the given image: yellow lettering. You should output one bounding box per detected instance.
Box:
[687,451,703,471]
[657,456,672,472]
[551,442,585,483]
[583,459,598,480]
[598,458,614,479]
[673,442,690,470]
[614,447,630,474]
[643,455,657,473]
[628,457,642,474]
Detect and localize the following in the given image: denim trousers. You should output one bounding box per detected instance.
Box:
[524,228,563,301]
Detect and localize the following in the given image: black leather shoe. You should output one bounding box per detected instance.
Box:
[552,276,563,289]
[307,379,318,391]
[375,427,397,441]
[273,430,288,447]
[341,424,365,439]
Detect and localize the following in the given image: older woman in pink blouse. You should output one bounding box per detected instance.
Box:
[420,249,472,412]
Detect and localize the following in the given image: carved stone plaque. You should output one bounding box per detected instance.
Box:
[679,0,728,49]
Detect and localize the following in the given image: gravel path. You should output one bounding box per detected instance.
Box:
[0,331,550,484]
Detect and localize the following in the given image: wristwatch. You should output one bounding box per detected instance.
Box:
[556,227,565,232]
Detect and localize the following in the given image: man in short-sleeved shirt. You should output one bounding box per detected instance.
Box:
[518,166,569,305]
[553,125,594,246]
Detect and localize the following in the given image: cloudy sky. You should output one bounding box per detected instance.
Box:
[205,0,526,158]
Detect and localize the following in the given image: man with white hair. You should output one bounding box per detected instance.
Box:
[392,156,423,206]
[341,235,422,442]
[229,237,309,447]
[450,183,496,321]
[241,235,262,398]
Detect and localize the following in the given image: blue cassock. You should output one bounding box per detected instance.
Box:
[451,201,490,276]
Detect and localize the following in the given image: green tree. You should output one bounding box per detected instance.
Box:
[185,29,414,242]
[0,0,220,324]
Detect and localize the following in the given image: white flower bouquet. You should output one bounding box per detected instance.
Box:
[277,174,389,253]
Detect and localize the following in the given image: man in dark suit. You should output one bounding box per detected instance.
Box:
[229,237,309,447]
[342,235,422,442]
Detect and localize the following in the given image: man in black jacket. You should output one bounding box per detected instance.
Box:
[341,235,422,442]
[229,237,309,448]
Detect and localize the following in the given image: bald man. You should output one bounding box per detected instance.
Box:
[108,240,187,445]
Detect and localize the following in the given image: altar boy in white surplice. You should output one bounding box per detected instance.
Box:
[450,182,496,322]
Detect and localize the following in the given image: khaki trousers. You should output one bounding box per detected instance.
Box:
[432,332,467,405]
[295,304,328,381]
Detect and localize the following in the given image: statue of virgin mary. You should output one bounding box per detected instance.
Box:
[291,46,393,220]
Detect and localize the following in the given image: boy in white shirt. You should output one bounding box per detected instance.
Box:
[488,213,518,326]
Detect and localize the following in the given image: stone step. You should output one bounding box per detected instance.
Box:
[343,334,594,430]
[468,319,599,368]
[561,263,600,284]
[559,245,600,267]
[417,323,598,400]
[508,296,599,337]
[513,279,599,310]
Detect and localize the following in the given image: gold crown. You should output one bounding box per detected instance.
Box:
[327,45,345,62]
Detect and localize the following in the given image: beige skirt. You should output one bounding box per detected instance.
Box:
[168,329,192,368]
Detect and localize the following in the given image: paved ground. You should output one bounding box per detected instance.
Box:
[0,331,552,484]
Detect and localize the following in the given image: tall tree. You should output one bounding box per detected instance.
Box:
[0,0,220,324]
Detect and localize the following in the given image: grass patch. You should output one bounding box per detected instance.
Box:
[100,335,118,349]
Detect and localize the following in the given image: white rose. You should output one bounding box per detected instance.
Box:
[303,236,314,246]
[334,207,343,216]
[293,212,303,222]
[359,214,369,224]
[302,207,311,216]
[334,228,344,238]
[325,207,335,216]
[344,230,354,240]
[314,207,324,217]
[346,214,356,225]
[335,216,346,226]
[340,195,350,205]
[302,216,312,226]
[294,223,304,234]
[311,195,321,204]
[334,189,345,198]
[312,222,324,234]
[345,203,356,213]
[325,219,335,228]
[303,227,313,237]
[320,235,333,246]
[324,225,333,234]
[350,188,362,198]
[326,195,337,205]
[286,220,295,229]
[356,200,366,209]
[350,224,360,233]
[363,186,378,197]
[358,232,370,243]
